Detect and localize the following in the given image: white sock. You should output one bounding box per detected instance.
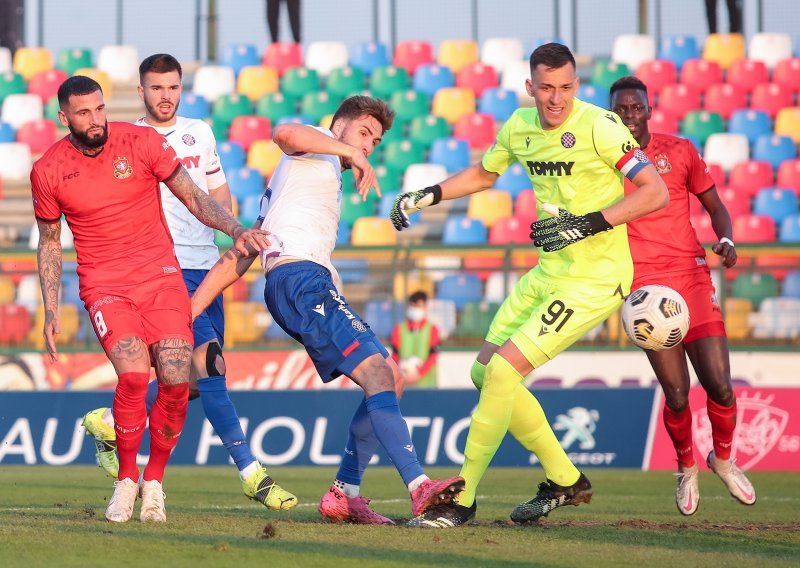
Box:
[102,408,115,429]
[407,474,429,493]
[334,479,360,498]
[239,461,259,481]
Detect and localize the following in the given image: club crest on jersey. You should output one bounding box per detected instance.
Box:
[182,133,196,146]
[654,153,672,173]
[561,132,576,148]
[113,156,133,179]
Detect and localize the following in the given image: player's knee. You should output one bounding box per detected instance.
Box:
[664,395,689,413]
[707,382,735,407]
[205,341,225,376]
[153,338,193,385]
[358,356,395,395]
[470,360,486,390]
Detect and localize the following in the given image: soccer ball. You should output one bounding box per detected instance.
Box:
[621,285,690,351]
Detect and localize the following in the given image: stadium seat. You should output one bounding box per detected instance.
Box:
[432,87,476,125]
[351,217,397,246]
[262,42,303,76]
[456,63,499,98]
[689,213,719,243]
[775,107,800,143]
[780,215,800,242]
[389,89,429,126]
[648,108,679,135]
[748,33,794,69]
[578,84,610,109]
[777,159,800,192]
[611,34,656,73]
[732,272,779,309]
[376,164,403,192]
[783,271,800,297]
[411,64,454,98]
[222,43,261,77]
[753,188,799,224]
[193,65,235,103]
[438,39,479,74]
[217,140,246,172]
[227,167,265,201]
[97,45,139,83]
[0,71,26,102]
[350,42,390,76]
[726,59,769,94]
[703,83,747,120]
[750,82,794,119]
[300,91,339,123]
[635,59,677,98]
[514,189,537,217]
[679,59,722,93]
[480,37,524,74]
[437,273,483,310]
[56,47,91,76]
[179,92,210,120]
[456,301,501,338]
[306,41,349,78]
[335,222,351,247]
[280,67,320,103]
[370,65,410,99]
[727,109,772,147]
[490,163,529,200]
[13,47,52,81]
[734,214,777,243]
[0,142,32,180]
[703,33,746,70]
[442,216,487,246]
[488,216,531,245]
[0,275,15,304]
[401,163,448,194]
[657,83,701,120]
[383,139,425,171]
[238,195,262,227]
[591,59,630,90]
[717,186,752,219]
[0,121,13,142]
[255,92,295,123]
[724,297,752,340]
[340,192,377,227]
[500,60,532,99]
[659,35,700,70]
[275,114,313,126]
[0,304,33,346]
[681,110,725,145]
[212,93,252,127]
[467,190,513,228]
[1,93,42,130]
[236,66,279,102]
[393,40,434,75]
[752,134,797,171]
[750,297,800,339]
[707,163,726,188]
[73,67,112,98]
[228,115,271,151]
[772,58,800,93]
[16,118,57,154]
[27,69,66,102]
[246,139,283,177]
[408,114,451,149]
[225,302,270,346]
[428,138,470,172]
[484,271,521,303]
[326,66,366,100]
[363,300,402,338]
[728,160,774,197]
[478,87,518,122]
[704,133,749,172]
[0,46,11,73]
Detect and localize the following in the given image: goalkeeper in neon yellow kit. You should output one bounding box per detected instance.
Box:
[391,43,669,527]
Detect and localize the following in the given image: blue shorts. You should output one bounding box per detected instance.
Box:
[264,261,388,382]
[182,269,225,348]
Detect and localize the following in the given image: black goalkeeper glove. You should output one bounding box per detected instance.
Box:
[389,184,443,231]
[529,203,613,252]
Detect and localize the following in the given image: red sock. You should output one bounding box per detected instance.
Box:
[663,404,695,468]
[113,372,150,481]
[707,398,737,461]
[143,382,189,482]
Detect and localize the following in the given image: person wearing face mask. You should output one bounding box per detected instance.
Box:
[390,291,441,388]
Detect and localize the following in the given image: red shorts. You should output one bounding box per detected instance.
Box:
[83,273,193,353]
[632,267,726,343]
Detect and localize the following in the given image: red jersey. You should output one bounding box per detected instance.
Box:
[624,133,715,279]
[31,122,182,297]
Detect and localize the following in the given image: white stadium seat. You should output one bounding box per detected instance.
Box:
[748,33,793,69]
[704,133,749,172]
[480,38,525,74]
[402,163,448,193]
[28,220,74,250]
[750,297,800,338]
[0,47,11,73]
[484,270,520,303]
[0,142,33,180]
[97,45,140,83]
[305,41,349,78]
[427,298,457,339]
[192,65,236,103]
[612,34,656,73]
[500,60,531,100]
[1,93,43,129]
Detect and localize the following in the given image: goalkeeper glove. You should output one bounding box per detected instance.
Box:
[389,184,443,231]
[529,203,613,252]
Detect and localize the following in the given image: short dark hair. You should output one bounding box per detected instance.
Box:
[530,42,576,71]
[139,53,183,83]
[409,290,428,303]
[57,75,103,108]
[609,75,649,100]
[331,95,395,136]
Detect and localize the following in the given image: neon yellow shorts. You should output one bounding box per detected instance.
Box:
[486,266,628,368]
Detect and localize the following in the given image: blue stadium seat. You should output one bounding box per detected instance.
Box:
[783,271,800,298]
[529,37,568,52]
[222,43,260,76]
[780,214,800,242]
[0,121,14,142]
[752,134,798,171]
[179,92,210,120]
[753,188,799,224]
[276,114,314,126]
[249,278,264,302]
[494,162,531,199]
[217,140,246,172]
[728,109,772,147]
[659,35,699,70]
[442,215,487,245]
[336,222,351,246]
[337,258,369,284]
[429,137,470,172]
[227,168,265,201]
[350,42,390,76]
[437,273,483,310]
[61,273,81,307]
[412,64,455,98]
[364,300,403,337]
[238,194,263,225]
[478,87,519,122]
[578,84,609,109]
[265,320,296,341]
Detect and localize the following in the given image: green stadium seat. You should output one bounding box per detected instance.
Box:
[280,67,320,102]
[256,92,296,123]
[300,91,339,123]
[340,191,378,227]
[370,65,410,100]
[382,139,425,171]
[207,118,229,142]
[375,164,403,193]
[389,90,429,127]
[409,114,451,149]
[56,48,92,76]
[732,273,779,309]
[591,59,631,89]
[44,95,60,120]
[681,110,725,145]
[0,72,26,102]
[326,66,365,100]
[212,93,252,127]
[456,301,501,338]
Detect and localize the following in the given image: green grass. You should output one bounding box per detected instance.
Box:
[1,466,798,567]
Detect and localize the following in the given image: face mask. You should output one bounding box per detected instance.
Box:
[406,307,426,322]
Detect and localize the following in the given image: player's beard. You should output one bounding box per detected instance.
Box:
[145,98,179,124]
[69,121,108,149]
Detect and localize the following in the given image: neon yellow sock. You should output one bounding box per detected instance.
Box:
[458,354,522,507]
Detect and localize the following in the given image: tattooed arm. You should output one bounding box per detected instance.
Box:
[164,167,271,255]
[36,219,62,361]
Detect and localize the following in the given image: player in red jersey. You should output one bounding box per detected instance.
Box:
[32,76,270,523]
[609,76,756,515]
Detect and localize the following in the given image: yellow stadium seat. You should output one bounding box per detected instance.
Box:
[0,276,15,303]
[13,47,53,80]
[725,297,753,340]
[703,33,746,70]
[438,39,479,74]
[432,87,476,124]
[237,65,279,101]
[318,114,334,129]
[224,301,269,346]
[393,270,435,301]
[28,304,80,348]
[73,67,113,99]
[247,139,284,177]
[467,190,513,228]
[351,217,397,246]
[775,107,800,144]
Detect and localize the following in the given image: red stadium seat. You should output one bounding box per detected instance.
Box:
[27,69,67,102]
[658,83,701,120]
[772,58,800,93]
[0,304,33,345]
[717,186,753,219]
[393,41,434,75]
[750,82,794,119]
[514,189,536,217]
[648,108,678,134]
[463,255,505,280]
[262,43,302,76]
[16,118,57,154]
[690,214,719,243]
[679,59,722,93]
[228,116,272,151]
[456,63,499,98]
[635,59,677,98]
[734,213,777,243]
[489,216,532,245]
[707,163,726,188]
[729,160,774,198]
[703,83,747,120]
[453,112,495,149]
[776,159,800,193]
[726,59,769,94]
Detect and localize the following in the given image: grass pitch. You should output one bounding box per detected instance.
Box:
[0,466,798,567]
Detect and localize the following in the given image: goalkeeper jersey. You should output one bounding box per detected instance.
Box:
[482,98,649,285]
